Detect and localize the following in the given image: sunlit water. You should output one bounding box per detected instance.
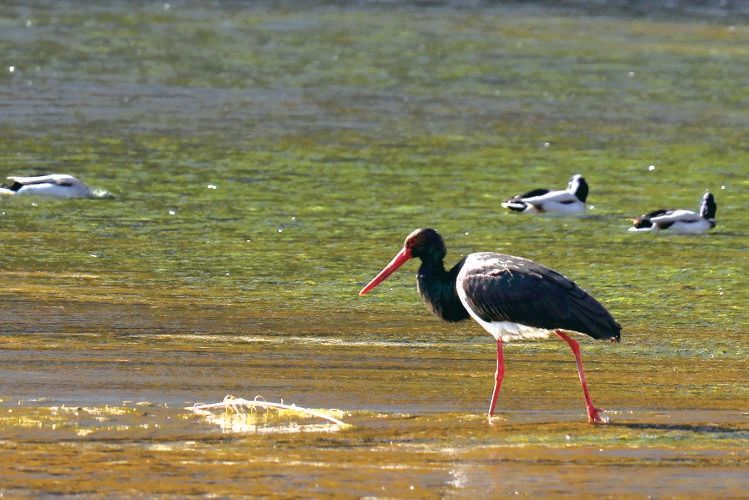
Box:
[0,1,747,496]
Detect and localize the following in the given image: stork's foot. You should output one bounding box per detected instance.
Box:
[587,406,609,424]
[487,413,507,425]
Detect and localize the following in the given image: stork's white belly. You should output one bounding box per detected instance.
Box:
[455,279,551,342]
[475,318,552,342]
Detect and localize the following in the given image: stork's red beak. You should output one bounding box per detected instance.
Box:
[359,247,413,296]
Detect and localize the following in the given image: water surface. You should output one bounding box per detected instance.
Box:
[0,1,747,496]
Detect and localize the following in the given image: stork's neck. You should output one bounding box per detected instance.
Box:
[416,257,469,323]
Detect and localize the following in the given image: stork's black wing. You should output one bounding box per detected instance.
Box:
[459,253,620,341]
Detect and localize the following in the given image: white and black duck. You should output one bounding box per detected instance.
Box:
[0,174,108,199]
[629,192,716,234]
[501,174,588,214]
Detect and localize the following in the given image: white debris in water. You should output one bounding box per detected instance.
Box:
[721,185,726,190]
[628,71,636,77]
[187,395,351,434]
[168,209,176,215]
[648,165,656,172]
[207,184,217,189]
[8,65,15,73]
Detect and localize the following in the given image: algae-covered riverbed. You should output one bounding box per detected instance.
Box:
[1,1,747,497]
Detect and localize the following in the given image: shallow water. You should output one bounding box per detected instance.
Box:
[1,1,748,497]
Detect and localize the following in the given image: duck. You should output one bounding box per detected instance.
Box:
[0,174,100,199]
[629,192,716,234]
[501,174,588,214]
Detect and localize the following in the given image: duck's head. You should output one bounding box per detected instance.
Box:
[567,174,589,202]
[700,192,716,220]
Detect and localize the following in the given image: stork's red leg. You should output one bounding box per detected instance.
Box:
[555,330,605,424]
[488,337,505,416]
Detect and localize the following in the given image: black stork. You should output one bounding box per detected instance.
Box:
[359,228,621,424]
